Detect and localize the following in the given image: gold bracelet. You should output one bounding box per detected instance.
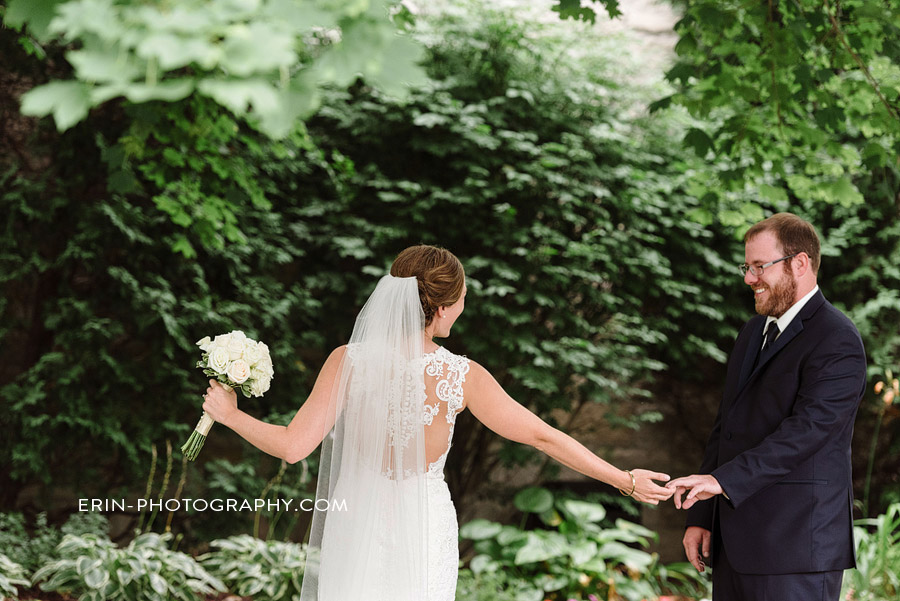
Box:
[619,470,636,497]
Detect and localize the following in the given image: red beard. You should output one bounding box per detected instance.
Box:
[754,268,797,317]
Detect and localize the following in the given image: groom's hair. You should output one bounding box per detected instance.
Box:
[745,213,821,275]
[391,245,465,325]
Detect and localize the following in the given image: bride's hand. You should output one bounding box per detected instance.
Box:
[627,469,673,505]
[203,379,238,425]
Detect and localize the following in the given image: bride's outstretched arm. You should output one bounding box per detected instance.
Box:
[201,346,346,464]
[464,361,672,505]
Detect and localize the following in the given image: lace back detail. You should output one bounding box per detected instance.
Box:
[423,347,469,477]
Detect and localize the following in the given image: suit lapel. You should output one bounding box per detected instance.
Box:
[737,316,766,390]
[736,291,827,392]
[753,316,802,374]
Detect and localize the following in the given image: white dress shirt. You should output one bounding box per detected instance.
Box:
[761,285,820,347]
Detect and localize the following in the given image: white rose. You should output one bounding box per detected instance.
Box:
[251,365,270,381]
[227,336,246,360]
[228,338,244,361]
[208,347,230,374]
[227,359,251,384]
[260,356,274,374]
[213,333,232,348]
[242,340,262,366]
[196,336,212,351]
[249,378,265,397]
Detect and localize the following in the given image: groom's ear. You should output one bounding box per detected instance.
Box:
[792,252,810,277]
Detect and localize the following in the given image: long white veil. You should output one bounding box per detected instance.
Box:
[300,275,428,600]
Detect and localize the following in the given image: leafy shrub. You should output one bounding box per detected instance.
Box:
[842,502,900,601]
[0,0,745,518]
[32,532,224,601]
[0,512,108,575]
[200,534,306,600]
[455,568,521,601]
[194,439,315,542]
[0,553,30,600]
[460,487,709,601]
[59,512,110,539]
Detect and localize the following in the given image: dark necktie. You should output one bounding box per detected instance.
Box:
[753,321,780,370]
[762,321,780,352]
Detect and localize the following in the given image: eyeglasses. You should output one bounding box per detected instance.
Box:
[739,253,799,277]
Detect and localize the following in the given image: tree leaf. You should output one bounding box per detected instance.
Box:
[220,22,297,77]
[123,80,195,103]
[684,127,714,157]
[136,33,221,71]
[67,47,143,83]
[20,80,92,131]
[828,177,865,207]
[5,0,67,40]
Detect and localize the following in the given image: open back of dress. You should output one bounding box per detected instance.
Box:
[300,273,470,601]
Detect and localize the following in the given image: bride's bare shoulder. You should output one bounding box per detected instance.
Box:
[461,358,499,391]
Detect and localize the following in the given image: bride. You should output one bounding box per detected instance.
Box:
[201,245,673,600]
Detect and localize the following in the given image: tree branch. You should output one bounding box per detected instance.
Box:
[823,0,900,123]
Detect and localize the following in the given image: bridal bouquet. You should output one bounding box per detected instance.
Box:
[181,330,274,461]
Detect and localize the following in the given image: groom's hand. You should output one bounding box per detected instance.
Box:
[666,474,723,509]
[682,526,711,572]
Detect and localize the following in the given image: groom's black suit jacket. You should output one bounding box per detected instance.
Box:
[686,290,866,575]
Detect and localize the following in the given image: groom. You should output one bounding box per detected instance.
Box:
[667,213,866,600]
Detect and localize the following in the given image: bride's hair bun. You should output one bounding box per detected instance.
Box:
[390,245,465,326]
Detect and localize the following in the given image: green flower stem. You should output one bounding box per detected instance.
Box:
[181,430,208,461]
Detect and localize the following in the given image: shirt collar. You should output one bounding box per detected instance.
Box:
[765,285,819,335]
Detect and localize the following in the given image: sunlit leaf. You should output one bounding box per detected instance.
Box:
[20,80,92,131]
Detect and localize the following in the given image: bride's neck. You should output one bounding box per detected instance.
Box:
[422,329,440,353]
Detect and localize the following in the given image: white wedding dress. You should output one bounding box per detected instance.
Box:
[315,346,469,600]
[301,276,469,601]
[422,346,470,600]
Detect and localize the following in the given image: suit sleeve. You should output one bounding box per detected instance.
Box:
[711,325,866,508]
[684,319,757,530]
[685,404,722,529]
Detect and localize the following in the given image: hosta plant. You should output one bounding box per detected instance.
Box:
[0,553,30,599]
[460,487,709,601]
[842,502,900,601]
[200,534,306,600]
[32,532,225,601]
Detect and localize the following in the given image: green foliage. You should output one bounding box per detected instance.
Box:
[0,512,54,576]
[4,0,896,521]
[9,0,425,248]
[199,534,306,600]
[0,147,327,500]
[557,1,900,227]
[12,0,425,138]
[196,450,315,542]
[0,512,108,576]
[459,487,710,601]
[0,553,30,600]
[662,0,900,224]
[32,532,225,601]
[115,96,288,254]
[793,186,900,510]
[842,503,900,601]
[455,568,531,601]
[1,0,747,508]
[551,0,622,21]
